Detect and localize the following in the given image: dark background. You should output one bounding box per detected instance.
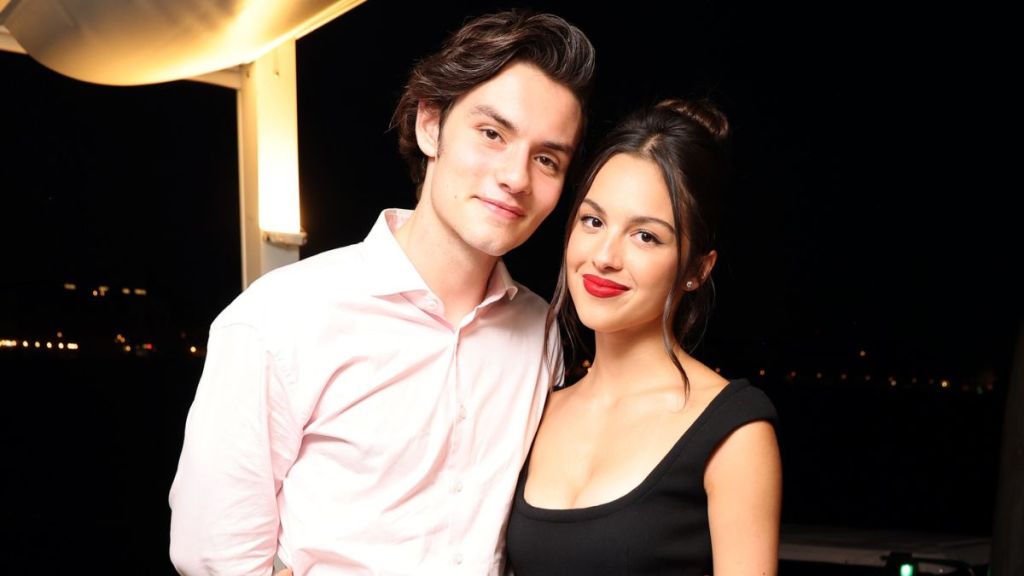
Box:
[1,1,1017,573]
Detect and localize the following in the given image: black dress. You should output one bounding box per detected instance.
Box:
[505,379,777,575]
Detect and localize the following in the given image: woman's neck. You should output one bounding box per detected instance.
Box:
[583,326,687,402]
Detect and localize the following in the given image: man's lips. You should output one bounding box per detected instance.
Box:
[478,197,525,219]
[582,274,629,298]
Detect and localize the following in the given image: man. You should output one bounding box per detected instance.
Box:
[169,10,595,575]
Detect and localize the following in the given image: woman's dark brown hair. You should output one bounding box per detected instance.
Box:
[548,98,731,395]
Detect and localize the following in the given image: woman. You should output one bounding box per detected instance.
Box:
[506,99,782,575]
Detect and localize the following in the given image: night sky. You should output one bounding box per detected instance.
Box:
[1,1,1020,570]
[6,1,1016,372]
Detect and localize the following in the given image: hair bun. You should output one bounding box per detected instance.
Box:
[655,98,730,144]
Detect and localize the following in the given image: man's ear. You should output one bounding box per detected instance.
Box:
[415,101,441,158]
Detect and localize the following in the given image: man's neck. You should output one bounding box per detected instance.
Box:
[393,207,499,326]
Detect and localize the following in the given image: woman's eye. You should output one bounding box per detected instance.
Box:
[638,231,661,244]
[482,128,500,140]
[580,215,602,229]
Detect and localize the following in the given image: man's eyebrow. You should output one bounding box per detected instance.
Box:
[472,105,575,156]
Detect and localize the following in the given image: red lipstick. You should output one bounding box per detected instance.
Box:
[582,274,629,298]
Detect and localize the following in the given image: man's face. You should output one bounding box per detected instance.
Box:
[416,61,582,257]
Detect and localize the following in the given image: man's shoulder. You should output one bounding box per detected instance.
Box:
[212,242,367,327]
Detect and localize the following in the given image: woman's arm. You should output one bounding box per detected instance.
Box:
[705,420,782,576]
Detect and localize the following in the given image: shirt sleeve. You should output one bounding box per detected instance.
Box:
[169,321,299,575]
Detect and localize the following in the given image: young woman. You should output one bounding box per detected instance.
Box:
[506,99,782,575]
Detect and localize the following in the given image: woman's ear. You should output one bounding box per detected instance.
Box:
[699,250,718,283]
[685,250,718,291]
[415,101,441,158]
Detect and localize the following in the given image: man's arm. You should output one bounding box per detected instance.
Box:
[169,322,298,575]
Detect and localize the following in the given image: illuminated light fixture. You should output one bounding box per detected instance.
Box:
[63,283,76,290]
[122,287,131,295]
[859,350,867,357]
[263,230,308,247]
[45,342,52,349]
[58,342,64,349]
[189,346,197,354]
[67,343,79,350]
[758,369,765,376]
[56,331,62,338]
[142,343,153,350]
[815,372,822,379]
[247,41,307,248]
[123,344,132,352]
[34,341,40,348]
[940,379,949,388]
[840,373,848,380]
[884,552,917,576]
[92,290,98,296]
[133,288,147,296]
[22,341,28,347]
[98,285,109,296]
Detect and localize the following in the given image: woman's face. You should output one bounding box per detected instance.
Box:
[566,153,682,336]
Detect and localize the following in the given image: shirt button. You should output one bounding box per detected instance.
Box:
[453,553,463,565]
[457,405,467,421]
[424,297,438,310]
[453,480,463,493]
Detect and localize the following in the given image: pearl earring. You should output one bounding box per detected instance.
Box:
[686,280,694,289]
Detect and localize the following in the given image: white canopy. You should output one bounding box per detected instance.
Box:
[0,0,363,85]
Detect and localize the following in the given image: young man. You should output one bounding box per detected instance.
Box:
[168,11,595,575]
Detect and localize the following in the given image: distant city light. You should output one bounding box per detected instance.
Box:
[840,373,848,380]
[189,346,197,354]
[859,350,867,358]
[941,380,950,389]
[815,372,822,379]
[22,341,28,348]
[123,345,132,352]
[133,288,147,296]
[758,369,766,376]
[865,374,872,381]
[45,342,52,349]
[67,343,79,350]
[63,283,76,290]
[98,285,110,296]
[56,331,63,338]
[714,366,721,373]
[91,290,98,296]
[34,341,40,348]
[58,342,65,349]
[0,339,17,348]
[122,287,131,294]
[115,334,126,344]
[142,343,154,350]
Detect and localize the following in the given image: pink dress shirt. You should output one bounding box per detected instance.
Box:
[169,209,552,575]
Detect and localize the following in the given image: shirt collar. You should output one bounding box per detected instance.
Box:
[362,208,520,303]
